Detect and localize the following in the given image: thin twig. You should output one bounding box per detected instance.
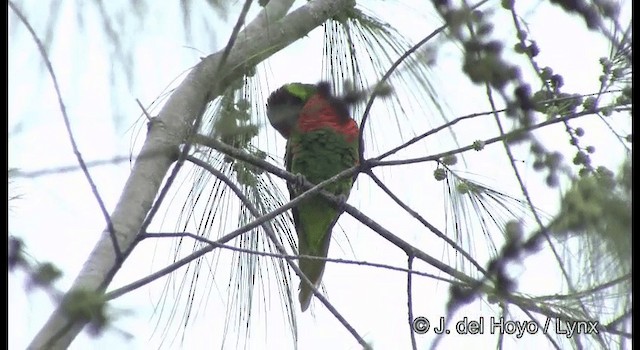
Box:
[539,300,632,339]
[507,293,632,338]
[13,91,621,180]
[357,0,492,162]
[139,232,457,283]
[187,155,369,347]
[357,23,447,161]
[376,109,501,161]
[371,92,622,166]
[192,112,630,343]
[14,151,166,178]
[370,107,602,168]
[509,6,591,176]
[139,0,256,235]
[532,273,631,301]
[407,256,417,350]
[484,72,607,347]
[105,154,351,297]
[193,135,477,285]
[216,0,254,80]
[135,99,153,121]
[367,171,487,275]
[516,305,562,350]
[496,304,506,350]
[605,308,632,330]
[9,0,121,260]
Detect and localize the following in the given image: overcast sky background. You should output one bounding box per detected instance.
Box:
[8,0,631,349]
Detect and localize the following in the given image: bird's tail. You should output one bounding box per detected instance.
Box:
[295,193,344,312]
[298,283,314,312]
[298,257,326,312]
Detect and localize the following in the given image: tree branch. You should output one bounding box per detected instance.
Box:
[28,0,357,348]
[138,0,255,245]
[241,0,295,38]
[370,107,600,168]
[107,231,459,299]
[187,154,368,347]
[357,0,492,162]
[367,171,487,274]
[193,134,478,285]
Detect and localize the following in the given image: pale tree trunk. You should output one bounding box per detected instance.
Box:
[28,0,355,348]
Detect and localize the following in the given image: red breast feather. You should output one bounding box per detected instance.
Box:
[297,92,359,143]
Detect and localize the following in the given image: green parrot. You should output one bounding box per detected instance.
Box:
[266,82,360,312]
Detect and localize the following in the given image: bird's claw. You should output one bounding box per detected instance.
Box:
[335,193,348,212]
[292,173,307,192]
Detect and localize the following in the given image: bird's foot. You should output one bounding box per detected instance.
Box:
[335,193,349,212]
[292,173,307,193]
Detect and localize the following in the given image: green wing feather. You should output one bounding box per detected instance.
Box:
[288,128,359,311]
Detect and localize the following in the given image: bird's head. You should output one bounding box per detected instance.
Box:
[266,81,363,138]
[266,83,317,138]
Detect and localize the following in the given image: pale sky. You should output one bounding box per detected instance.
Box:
[8,1,631,349]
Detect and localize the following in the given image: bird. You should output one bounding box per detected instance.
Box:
[266,81,360,311]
